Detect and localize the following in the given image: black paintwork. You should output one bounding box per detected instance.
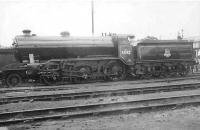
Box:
[137,40,193,61]
[15,47,118,62]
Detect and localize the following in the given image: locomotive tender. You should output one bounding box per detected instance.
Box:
[0,30,195,87]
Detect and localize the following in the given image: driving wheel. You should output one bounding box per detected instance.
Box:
[105,62,126,81]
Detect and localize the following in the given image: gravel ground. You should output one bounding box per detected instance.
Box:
[2,106,200,130]
[1,89,200,113]
[1,79,200,129]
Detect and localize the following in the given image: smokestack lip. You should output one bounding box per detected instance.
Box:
[22,29,31,36]
[60,31,70,37]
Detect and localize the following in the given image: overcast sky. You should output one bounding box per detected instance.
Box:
[0,0,200,46]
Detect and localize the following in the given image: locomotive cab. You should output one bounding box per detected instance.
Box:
[116,35,135,65]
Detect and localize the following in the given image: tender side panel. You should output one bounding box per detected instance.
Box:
[137,41,193,61]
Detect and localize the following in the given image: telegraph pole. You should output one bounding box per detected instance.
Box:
[91,0,94,36]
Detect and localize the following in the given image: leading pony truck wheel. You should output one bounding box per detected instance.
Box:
[6,73,22,87]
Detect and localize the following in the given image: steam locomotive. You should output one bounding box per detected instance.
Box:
[0,30,195,87]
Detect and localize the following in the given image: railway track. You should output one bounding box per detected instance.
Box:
[1,74,200,94]
[1,89,200,126]
[2,77,200,105]
[1,82,200,105]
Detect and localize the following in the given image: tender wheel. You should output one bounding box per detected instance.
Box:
[160,65,169,78]
[71,77,82,84]
[105,62,126,81]
[142,73,152,79]
[177,64,187,76]
[6,73,22,87]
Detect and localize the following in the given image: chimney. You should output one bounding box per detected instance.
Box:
[22,29,31,36]
[60,31,70,37]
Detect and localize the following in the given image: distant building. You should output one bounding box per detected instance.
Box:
[185,36,200,72]
[185,36,200,63]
